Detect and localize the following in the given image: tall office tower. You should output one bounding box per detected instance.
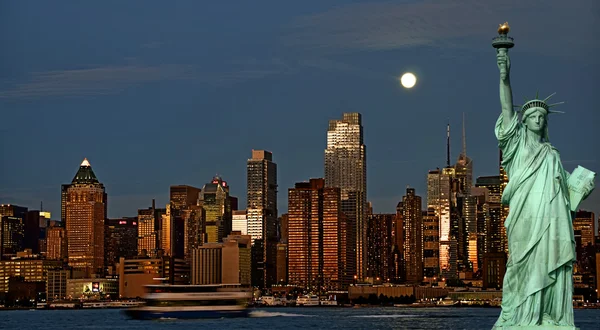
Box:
[422,208,439,278]
[574,211,596,248]
[247,150,278,288]
[470,187,488,272]
[169,185,203,259]
[64,158,107,277]
[427,124,460,280]
[105,217,138,270]
[199,176,232,243]
[324,112,367,281]
[0,216,24,259]
[427,167,458,280]
[288,179,347,291]
[23,210,41,253]
[0,204,27,259]
[366,214,395,282]
[232,210,248,235]
[161,205,172,255]
[400,188,423,284]
[137,200,166,257]
[276,213,289,285]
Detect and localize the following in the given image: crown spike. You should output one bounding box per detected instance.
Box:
[513,104,522,108]
[535,91,539,99]
[548,101,565,107]
[548,110,565,114]
[544,92,556,102]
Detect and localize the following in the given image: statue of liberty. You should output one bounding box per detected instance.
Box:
[492,23,595,329]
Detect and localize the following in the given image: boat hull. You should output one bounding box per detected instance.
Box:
[124,308,249,320]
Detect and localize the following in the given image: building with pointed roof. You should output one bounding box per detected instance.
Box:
[62,158,107,277]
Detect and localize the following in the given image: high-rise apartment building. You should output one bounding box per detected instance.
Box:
[63,158,106,277]
[324,113,367,280]
[46,225,67,260]
[400,188,423,284]
[246,150,278,288]
[199,176,232,243]
[288,179,348,291]
[366,214,395,282]
[422,208,439,278]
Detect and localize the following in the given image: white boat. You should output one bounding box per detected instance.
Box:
[261,296,287,306]
[296,294,319,306]
[124,284,251,320]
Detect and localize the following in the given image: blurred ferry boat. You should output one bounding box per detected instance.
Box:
[124,284,251,320]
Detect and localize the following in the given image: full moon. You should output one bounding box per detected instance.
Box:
[400,72,417,88]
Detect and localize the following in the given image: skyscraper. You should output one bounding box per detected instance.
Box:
[199,176,232,243]
[246,150,278,288]
[427,124,459,280]
[63,158,107,277]
[400,187,423,284]
[366,214,395,283]
[169,185,203,260]
[288,178,347,291]
[137,200,166,257]
[105,217,138,270]
[422,208,439,278]
[324,112,367,280]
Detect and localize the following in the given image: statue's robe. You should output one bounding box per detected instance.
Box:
[493,114,576,328]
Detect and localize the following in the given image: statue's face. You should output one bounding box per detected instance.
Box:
[524,110,546,134]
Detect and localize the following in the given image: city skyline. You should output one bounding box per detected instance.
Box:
[1,1,598,219]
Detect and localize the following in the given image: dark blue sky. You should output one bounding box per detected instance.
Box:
[1,0,598,220]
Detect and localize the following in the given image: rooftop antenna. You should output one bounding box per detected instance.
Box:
[446,122,451,167]
[462,113,467,158]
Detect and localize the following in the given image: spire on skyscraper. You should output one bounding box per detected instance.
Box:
[461,112,467,158]
[72,158,99,184]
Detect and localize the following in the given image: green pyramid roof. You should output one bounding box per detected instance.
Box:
[72,158,100,184]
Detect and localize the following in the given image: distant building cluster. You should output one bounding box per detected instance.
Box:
[1,112,599,307]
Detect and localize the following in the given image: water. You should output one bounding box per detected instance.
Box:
[1,307,599,330]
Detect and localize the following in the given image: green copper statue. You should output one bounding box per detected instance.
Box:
[492,23,595,329]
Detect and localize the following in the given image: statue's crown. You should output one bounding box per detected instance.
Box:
[514,92,565,115]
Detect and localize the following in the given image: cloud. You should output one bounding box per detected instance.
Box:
[283,0,599,56]
[0,64,196,99]
[0,59,294,99]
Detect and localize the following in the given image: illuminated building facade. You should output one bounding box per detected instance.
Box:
[288,179,348,291]
[232,210,248,235]
[427,167,458,280]
[137,200,166,257]
[46,226,67,260]
[63,158,107,277]
[324,112,366,281]
[246,150,278,288]
[169,185,203,259]
[199,176,232,243]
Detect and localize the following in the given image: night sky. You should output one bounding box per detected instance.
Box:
[1,0,598,220]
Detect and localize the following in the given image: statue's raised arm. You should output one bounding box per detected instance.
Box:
[497,51,514,127]
[492,22,515,129]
